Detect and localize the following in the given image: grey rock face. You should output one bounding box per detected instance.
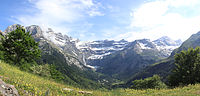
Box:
[4,24,22,35]
[26,25,43,38]
[77,39,129,60]
[0,79,19,96]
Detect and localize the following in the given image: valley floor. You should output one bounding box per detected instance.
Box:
[0,61,200,96]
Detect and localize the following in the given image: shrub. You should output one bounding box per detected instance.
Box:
[30,64,51,77]
[131,75,167,89]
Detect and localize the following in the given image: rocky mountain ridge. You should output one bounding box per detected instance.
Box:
[3,24,183,81]
[88,38,181,79]
[4,24,182,70]
[76,36,181,69]
[77,37,181,59]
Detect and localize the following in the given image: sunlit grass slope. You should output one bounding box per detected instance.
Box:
[1,61,200,96]
[0,61,92,96]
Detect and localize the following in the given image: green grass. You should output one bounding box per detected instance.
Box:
[1,61,200,96]
[0,61,92,96]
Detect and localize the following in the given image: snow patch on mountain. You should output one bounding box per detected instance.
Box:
[77,37,182,61]
[42,28,65,46]
[88,52,111,59]
[76,41,90,49]
[76,40,129,60]
[138,42,152,50]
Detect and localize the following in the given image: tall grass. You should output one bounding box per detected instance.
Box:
[0,61,200,96]
[0,61,91,96]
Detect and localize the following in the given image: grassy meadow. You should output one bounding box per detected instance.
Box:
[0,61,200,96]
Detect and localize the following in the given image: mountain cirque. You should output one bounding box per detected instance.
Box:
[2,24,183,82]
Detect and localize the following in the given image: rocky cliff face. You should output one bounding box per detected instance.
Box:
[77,39,128,59]
[76,39,129,68]
[77,36,181,68]
[4,24,21,35]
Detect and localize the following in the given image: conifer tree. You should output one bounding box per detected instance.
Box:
[1,26,41,65]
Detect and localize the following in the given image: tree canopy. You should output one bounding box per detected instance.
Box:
[169,47,200,86]
[1,26,41,65]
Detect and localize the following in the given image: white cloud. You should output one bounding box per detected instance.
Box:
[120,0,200,41]
[13,0,103,34]
[101,26,125,41]
[87,9,104,16]
[11,0,200,41]
[130,0,169,28]
[169,0,200,7]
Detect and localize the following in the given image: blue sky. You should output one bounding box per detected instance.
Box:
[1,0,200,41]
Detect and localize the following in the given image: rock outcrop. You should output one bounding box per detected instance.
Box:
[0,79,19,96]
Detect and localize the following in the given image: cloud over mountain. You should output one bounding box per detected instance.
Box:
[116,0,200,41]
[13,0,104,35]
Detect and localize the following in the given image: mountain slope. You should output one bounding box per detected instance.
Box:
[127,31,200,86]
[171,31,200,56]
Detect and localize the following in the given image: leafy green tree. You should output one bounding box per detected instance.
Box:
[1,26,41,66]
[169,47,200,86]
[131,75,166,89]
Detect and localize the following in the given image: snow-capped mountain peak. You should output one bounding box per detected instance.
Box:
[153,36,182,46]
[153,36,182,56]
[27,25,76,47]
[42,28,66,46]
